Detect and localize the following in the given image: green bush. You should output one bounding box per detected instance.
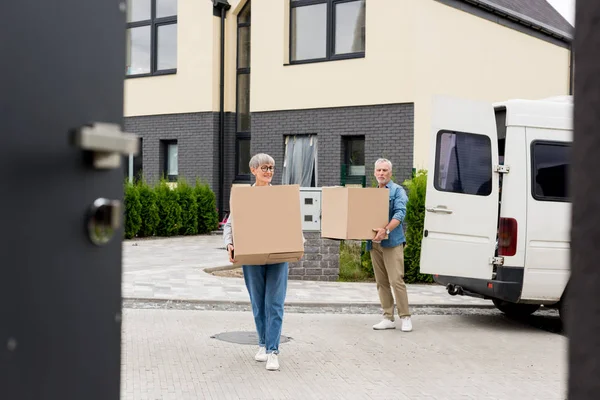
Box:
[124,180,142,239]
[338,241,374,282]
[360,241,375,278]
[176,180,199,236]
[155,180,183,237]
[402,169,432,284]
[194,180,219,234]
[137,180,160,237]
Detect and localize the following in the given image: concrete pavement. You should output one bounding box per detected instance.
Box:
[121,309,566,400]
[122,235,493,308]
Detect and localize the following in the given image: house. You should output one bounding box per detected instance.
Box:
[123,0,573,217]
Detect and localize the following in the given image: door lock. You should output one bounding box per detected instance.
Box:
[72,122,139,169]
[87,198,122,246]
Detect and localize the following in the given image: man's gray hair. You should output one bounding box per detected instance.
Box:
[249,153,275,169]
[375,158,393,170]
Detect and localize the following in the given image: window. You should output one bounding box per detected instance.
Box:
[162,140,178,181]
[290,0,366,63]
[236,1,252,180]
[434,131,492,196]
[126,0,177,77]
[343,136,365,176]
[282,135,318,187]
[125,138,144,182]
[532,141,570,201]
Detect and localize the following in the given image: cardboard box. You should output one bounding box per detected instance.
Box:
[230,184,304,265]
[321,187,389,240]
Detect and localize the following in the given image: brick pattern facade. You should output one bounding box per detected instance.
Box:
[124,112,236,215]
[251,103,415,188]
[289,232,340,281]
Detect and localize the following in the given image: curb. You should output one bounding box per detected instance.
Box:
[123,297,495,310]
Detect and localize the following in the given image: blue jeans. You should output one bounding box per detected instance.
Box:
[242,262,288,354]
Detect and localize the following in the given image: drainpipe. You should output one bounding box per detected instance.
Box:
[569,43,574,95]
[213,0,230,220]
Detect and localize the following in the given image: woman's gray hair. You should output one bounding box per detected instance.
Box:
[249,153,275,169]
[375,158,393,170]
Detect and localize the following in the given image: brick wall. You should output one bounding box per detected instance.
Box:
[289,232,340,281]
[124,112,236,215]
[251,103,415,187]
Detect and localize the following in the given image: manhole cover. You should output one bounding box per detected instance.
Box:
[211,331,291,345]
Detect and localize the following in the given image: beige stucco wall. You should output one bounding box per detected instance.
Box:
[250,0,417,112]
[123,0,570,167]
[123,0,218,116]
[411,0,571,168]
[248,0,570,167]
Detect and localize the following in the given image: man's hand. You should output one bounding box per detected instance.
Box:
[372,228,387,242]
[227,244,235,263]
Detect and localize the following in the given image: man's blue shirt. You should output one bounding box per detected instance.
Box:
[366,180,408,250]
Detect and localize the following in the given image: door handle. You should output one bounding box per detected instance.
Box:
[72,122,139,169]
[426,206,453,214]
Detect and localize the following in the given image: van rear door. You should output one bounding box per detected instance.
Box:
[420,96,500,280]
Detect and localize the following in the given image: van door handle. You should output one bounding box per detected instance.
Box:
[426,206,453,214]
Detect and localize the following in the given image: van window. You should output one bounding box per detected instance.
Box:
[532,141,570,201]
[434,131,492,196]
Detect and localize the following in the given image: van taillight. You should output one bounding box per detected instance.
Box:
[498,218,518,256]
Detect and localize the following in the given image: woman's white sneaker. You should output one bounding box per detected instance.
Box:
[255,347,268,362]
[372,319,396,330]
[266,353,280,371]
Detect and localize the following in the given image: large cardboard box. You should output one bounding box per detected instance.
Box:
[321,187,389,240]
[230,185,304,265]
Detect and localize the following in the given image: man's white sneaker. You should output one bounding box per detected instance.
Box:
[372,319,396,330]
[266,353,280,371]
[401,317,413,332]
[255,347,268,362]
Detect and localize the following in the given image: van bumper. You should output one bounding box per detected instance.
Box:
[434,266,524,303]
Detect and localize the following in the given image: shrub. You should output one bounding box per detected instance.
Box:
[360,241,375,278]
[338,240,374,282]
[402,169,432,284]
[155,180,183,237]
[124,180,142,239]
[194,180,219,234]
[176,179,199,236]
[137,180,160,237]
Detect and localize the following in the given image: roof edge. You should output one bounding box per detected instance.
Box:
[460,0,573,43]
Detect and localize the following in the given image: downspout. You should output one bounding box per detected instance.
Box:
[213,0,230,220]
[569,43,574,95]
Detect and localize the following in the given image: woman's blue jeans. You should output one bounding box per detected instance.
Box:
[242,262,288,354]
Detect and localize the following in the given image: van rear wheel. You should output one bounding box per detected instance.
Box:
[492,299,540,317]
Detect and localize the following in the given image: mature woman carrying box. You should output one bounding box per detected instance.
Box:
[223,153,288,371]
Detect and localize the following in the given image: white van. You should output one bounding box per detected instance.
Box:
[420,95,572,322]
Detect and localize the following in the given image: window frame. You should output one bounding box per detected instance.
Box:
[235,1,252,182]
[126,0,177,78]
[162,139,178,182]
[530,140,571,203]
[433,130,493,197]
[289,0,366,65]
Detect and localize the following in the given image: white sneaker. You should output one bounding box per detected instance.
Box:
[401,317,413,332]
[372,319,396,330]
[266,353,280,371]
[255,347,268,362]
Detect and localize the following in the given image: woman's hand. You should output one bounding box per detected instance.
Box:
[227,244,235,263]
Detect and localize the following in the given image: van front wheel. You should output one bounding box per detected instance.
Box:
[492,299,540,317]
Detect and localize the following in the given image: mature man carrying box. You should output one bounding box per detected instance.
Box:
[369,158,412,332]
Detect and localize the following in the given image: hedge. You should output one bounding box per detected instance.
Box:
[123,178,219,239]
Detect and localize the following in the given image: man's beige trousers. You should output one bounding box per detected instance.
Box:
[370,242,411,319]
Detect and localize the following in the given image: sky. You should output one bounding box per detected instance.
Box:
[547,0,575,26]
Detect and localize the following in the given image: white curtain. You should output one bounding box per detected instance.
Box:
[282,135,317,187]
